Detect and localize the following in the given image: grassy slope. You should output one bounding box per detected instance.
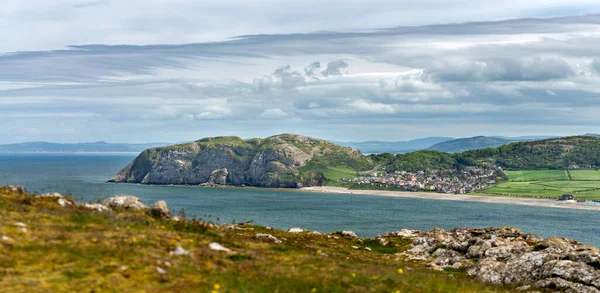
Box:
[479,170,600,200]
[0,187,512,293]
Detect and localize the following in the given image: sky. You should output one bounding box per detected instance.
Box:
[2,1,600,143]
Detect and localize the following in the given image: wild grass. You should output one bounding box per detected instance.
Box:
[0,186,513,292]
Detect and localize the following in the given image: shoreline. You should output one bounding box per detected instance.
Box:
[299,186,600,211]
[106,182,600,211]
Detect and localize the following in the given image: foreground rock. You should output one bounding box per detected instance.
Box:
[380,227,600,292]
[149,200,171,219]
[37,192,74,207]
[254,233,282,244]
[102,195,146,210]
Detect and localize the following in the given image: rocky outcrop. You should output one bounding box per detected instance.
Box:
[149,200,170,219]
[102,195,146,210]
[108,134,369,188]
[380,227,600,292]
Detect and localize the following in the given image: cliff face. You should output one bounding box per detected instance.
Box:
[109,134,370,188]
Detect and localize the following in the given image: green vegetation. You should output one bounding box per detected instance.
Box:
[503,170,568,181]
[462,136,600,169]
[478,169,600,200]
[375,136,600,174]
[387,151,458,172]
[0,187,511,292]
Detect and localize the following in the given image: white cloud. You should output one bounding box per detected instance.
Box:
[3,12,600,142]
[259,108,288,119]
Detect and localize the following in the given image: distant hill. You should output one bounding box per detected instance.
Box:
[109,134,373,187]
[0,141,171,153]
[463,136,600,169]
[335,137,453,154]
[427,136,515,153]
[376,136,600,171]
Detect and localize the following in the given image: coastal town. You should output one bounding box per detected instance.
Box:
[340,166,505,194]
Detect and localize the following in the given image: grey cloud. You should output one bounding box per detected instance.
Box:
[423,57,574,82]
[304,61,321,78]
[592,58,600,74]
[322,60,349,76]
[252,65,306,93]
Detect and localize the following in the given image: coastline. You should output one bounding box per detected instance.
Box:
[299,186,600,211]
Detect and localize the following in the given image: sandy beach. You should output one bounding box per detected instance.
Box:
[299,186,600,211]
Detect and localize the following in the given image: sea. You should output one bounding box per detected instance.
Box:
[1,153,599,247]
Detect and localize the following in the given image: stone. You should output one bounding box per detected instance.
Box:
[341,231,359,238]
[365,247,372,251]
[1,235,15,244]
[102,195,146,210]
[210,168,229,185]
[209,242,232,253]
[38,192,74,207]
[82,203,111,212]
[385,226,600,292]
[13,222,27,228]
[254,233,282,244]
[156,267,167,275]
[287,227,305,233]
[4,185,25,193]
[149,200,171,219]
[169,245,191,256]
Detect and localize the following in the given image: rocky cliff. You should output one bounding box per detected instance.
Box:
[108,134,372,188]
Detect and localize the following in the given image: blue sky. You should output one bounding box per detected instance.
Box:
[1,1,600,143]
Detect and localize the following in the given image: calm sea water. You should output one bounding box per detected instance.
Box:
[1,153,599,246]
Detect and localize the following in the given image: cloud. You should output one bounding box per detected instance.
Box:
[322,60,349,77]
[259,108,288,119]
[304,61,321,79]
[3,13,600,142]
[423,57,574,82]
[592,58,600,74]
[252,65,306,93]
[348,100,396,114]
[193,105,232,120]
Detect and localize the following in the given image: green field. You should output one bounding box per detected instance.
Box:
[479,170,600,200]
[321,167,358,180]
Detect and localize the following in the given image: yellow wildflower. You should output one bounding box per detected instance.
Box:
[115,227,120,231]
[126,225,131,229]
[176,235,181,240]
[91,238,97,243]
[160,225,166,230]
[351,273,356,278]
[132,237,137,243]
[316,249,322,254]
[212,291,218,293]
[311,288,317,293]
[397,268,404,275]
[213,283,221,290]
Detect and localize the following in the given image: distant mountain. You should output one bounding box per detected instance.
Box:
[0,141,172,153]
[335,137,454,154]
[428,136,516,153]
[584,133,600,138]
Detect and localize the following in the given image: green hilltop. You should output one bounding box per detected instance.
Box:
[374,136,600,172]
[110,134,373,187]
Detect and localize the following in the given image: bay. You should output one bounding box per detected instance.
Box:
[0,153,598,246]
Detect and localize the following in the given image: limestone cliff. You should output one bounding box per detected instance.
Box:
[108,134,372,188]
